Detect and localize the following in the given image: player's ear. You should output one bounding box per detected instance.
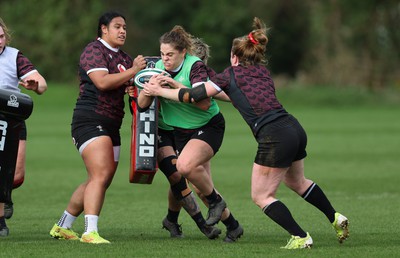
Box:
[101,24,108,36]
[182,48,187,56]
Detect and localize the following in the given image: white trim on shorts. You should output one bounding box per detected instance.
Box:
[79,137,121,162]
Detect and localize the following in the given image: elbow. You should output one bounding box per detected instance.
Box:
[36,83,48,95]
[95,82,110,91]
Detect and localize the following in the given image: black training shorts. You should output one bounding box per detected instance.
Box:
[71,111,121,151]
[158,128,175,149]
[255,115,307,168]
[173,112,225,155]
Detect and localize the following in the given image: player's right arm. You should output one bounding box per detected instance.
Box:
[136,89,154,112]
[89,55,146,91]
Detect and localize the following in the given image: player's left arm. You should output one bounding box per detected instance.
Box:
[17,52,47,95]
[144,79,220,103]
[19,71,47,95]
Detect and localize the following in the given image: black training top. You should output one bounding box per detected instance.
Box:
[213,64,288,136]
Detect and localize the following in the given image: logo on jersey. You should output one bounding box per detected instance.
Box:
[177,76,185,82]
[198,130,204,136]
[7,94,19,108]
[118,64,127,73]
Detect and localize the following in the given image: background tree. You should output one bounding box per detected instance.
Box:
[1,0,399,91]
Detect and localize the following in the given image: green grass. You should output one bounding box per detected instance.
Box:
[1,84,399,257]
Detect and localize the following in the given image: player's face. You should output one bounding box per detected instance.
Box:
[0,27,6,53]
[160,43,186,72]
[102,17,127,48]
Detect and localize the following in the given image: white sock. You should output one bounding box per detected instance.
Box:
[58,210,77,229]
[84,214,99,234]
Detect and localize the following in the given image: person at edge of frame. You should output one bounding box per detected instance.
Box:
[0,17,47,237]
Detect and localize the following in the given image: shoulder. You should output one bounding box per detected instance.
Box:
[81,40,104,54]
[80,40,107,63]
[6,46,19,54]
[214,67,232,86]
[186,54,201,63]
[2,46,19,58]
[118,49,133,62]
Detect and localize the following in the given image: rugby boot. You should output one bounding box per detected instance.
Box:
[200,224,221,239]
[4,202,13,219]
[223,224,244,243]
[0,226,9,237]
[80,231,110,244]
[162,217,183,238]
[206,197,226,226]
[49,224,80,240]
[332,212,349,243]
[281,232,313,249]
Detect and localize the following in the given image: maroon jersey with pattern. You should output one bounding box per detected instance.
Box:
[213,65,287,135]
[75,39,133,125]
[167,61,209,85]
[189,61,209,84]
[17,52,36,78]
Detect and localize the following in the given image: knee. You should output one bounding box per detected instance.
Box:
[168,172,182,185]
[170,176,191,200]
[251,191,276,209]
[13,162,26,189]
[251,193,263,208]
[92,171,115,189]
[284,178,312,195]
[176,162,191,177]
[159,155,178,180]
[13,176,25,189]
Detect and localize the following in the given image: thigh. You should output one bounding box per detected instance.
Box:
[284,159,312,194]
[178,139,213,169]
[251,163,288,207]
[15,140,26,174]
[174,113,225,155]
[72,114,121,152]
[81,136,117,178]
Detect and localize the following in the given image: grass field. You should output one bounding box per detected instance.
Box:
[1,84,399,257]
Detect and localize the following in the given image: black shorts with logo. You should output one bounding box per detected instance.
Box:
[255,114,307,168]
[71,111,121,150]
[158,128,175,149]
[173,112,225,155]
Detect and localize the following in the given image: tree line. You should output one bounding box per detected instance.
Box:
[2,0,399,90]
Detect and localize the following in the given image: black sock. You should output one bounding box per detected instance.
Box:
[302,183,336,223]
[205,189,220,204]
[166,209,180,223]
[0,216,6,228]
[192,212,206,228]
[222,213,239,230]
[263,200,307,237]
